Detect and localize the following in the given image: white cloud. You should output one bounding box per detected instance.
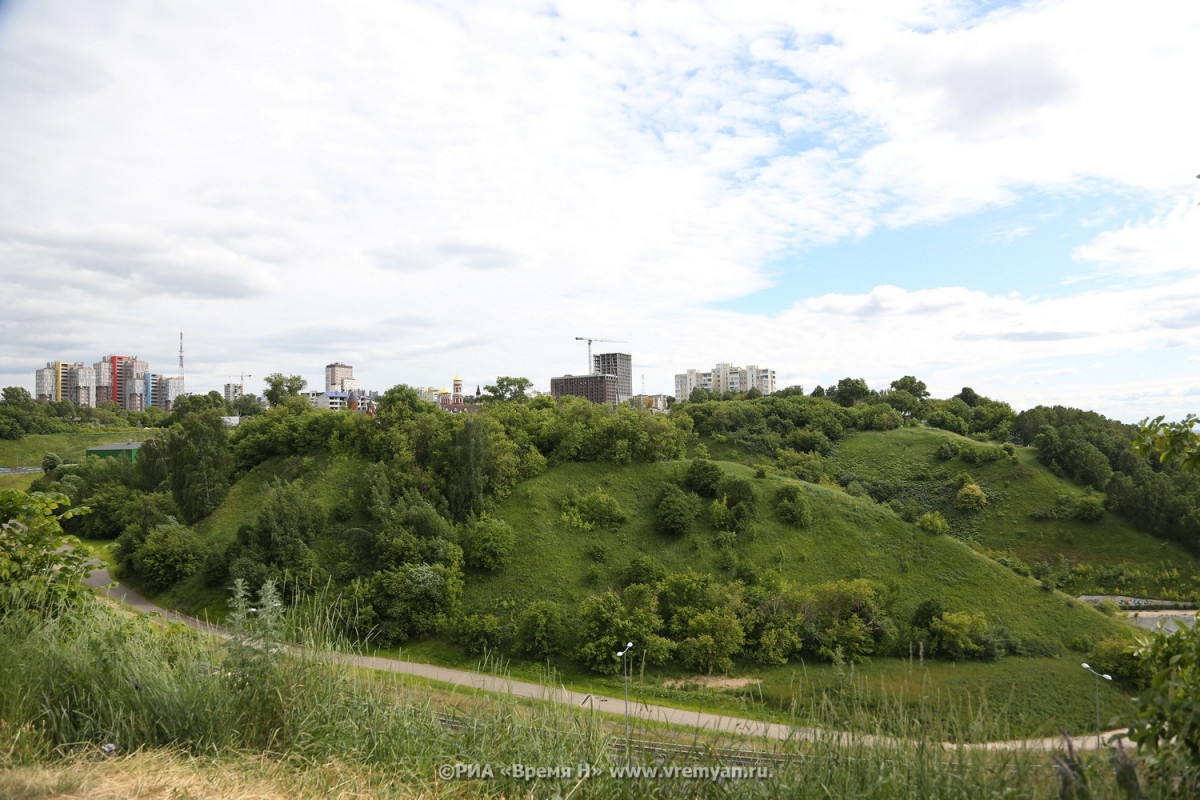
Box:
[1,0,1198,422]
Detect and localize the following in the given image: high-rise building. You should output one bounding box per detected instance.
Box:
[674,363,776,402]
[593,352,632,403]
[224,382,244,405]
[325,362,354,393]
[149,374,184,411]
[35,361,97,407]
[551,373,619,409]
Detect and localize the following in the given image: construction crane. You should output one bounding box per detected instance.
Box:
[575,336,627,374]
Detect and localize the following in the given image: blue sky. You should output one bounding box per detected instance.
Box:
[0,0,1197,423]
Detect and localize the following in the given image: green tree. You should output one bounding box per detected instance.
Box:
[677,606,745,674]
[449,416,494,522]
[262,373,308,407]
[482,376,533,403]
[0,488,92,612]
[890,375,929,401]
[832,377,871,408]
[130,519,206,592]
[165,410,233,524]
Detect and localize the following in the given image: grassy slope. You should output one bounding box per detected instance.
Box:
[827,427,1200,590]
[469,459,1120,650]
[0,429,148,469]
[461,457,1133,737]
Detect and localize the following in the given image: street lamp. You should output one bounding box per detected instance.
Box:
[1082,663,1113,748]
[616,642,633,762]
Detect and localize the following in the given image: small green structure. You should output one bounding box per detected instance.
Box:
[86,441,142,463]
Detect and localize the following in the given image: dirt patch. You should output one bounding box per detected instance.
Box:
[664,676,762,691]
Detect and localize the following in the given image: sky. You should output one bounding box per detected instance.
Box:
[1,0,1197,424]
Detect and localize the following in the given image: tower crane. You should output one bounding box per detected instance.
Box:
[575,336,627,374]
[221,373,253,394]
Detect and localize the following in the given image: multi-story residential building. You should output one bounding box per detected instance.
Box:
[68,365,97,407]
[35,361,97,407]
[149,374,184,411]
[325,362,355,393]
[224,382,244,405]
[551,373,619,409]
[35,362,67,403]
[593,352,632,403]
[674,363,776,402]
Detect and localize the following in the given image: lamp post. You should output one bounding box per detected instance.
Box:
[1081,663,1113,748]
[616,642,633,762]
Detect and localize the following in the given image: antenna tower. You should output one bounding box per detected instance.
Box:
[178,330,185,393]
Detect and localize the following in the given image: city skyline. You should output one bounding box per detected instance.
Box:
[2,2,1198,424]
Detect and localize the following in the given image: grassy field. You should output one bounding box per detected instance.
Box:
[0,429,149,469]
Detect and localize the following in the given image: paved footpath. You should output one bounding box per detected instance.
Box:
[85,566,1126,753]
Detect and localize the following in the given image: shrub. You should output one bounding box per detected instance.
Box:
[1129,622,1200,778]
[775,484,813,528]
[623,554,666,588]
[460,516,516,570]
[1090,635,1150,687]
[955,483,988,511]
[935,441,960,460]
[455,613,504,655]
[929,610,987,661]
[684,459,724,497]
[0,489,92,613]
[919,511,948,535]
[131,519,206,592]
[775,448,824,482]
[515,599,568,660]
[561,488,628,530]
[654,483,696,536]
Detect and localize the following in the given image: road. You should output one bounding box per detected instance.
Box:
[84,566,1126,753]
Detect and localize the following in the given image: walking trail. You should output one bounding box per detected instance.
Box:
[84,566,1126,754]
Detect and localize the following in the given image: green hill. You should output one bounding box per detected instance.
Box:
[467,458,1117,651]
[824,427,1200,598]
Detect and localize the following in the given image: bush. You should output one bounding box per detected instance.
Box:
[1090,636,1150,687]
[623,554,666,588]
[130,520,206,592]
[654,483,696,536]
[955,483,988,511]
[775,484,813,528]
[455,613,505,655]
[460,516,516,570]
[684,459,724,497]
[934,441,960,460]
[1129,622,1200,779]
[561,488,628,530]
[929,610,987,661]
[918,511,949,535]
[515,600,568,660]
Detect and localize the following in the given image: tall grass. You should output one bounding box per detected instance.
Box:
[0,579,1151,799]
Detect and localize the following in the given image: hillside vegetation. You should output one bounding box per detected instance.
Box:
[11,377,1196,735]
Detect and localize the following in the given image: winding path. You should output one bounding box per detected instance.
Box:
[84,566,1125,753]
